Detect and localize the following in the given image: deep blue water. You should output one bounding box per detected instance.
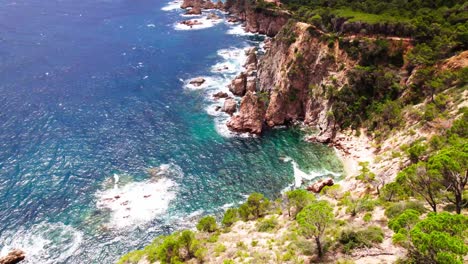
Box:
[0,0,343,263]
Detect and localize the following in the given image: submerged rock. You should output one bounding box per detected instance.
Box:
[189,77,206,86]
[207,13,221,20]
[0,249,25,264]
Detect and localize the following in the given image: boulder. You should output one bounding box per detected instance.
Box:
[227,91,266,134]
[189,77,206,86]
[0,249,25,264]
[222,98,237,115]
[228,73,247,96]
[212,91,229,99]
[207,13,220,20]
[180,19,203,28]
[185,6,202,15]
[307,178,334,193]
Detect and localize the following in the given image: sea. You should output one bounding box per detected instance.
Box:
[0,0,343,263]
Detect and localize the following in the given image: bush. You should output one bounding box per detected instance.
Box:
[257,216,278,232]
[222,208,238,227]
[339,226,384,253]
[214,243,227,255]
[363,212,372,222]
[384,201,427,219]
[239,193,270,221]
[196,216,218,233]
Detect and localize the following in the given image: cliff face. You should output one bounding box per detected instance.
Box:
[228,21,357,137]
[224,0,290,36]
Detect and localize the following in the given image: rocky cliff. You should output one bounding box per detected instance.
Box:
[228,21,358,138]
[224,0,290,36]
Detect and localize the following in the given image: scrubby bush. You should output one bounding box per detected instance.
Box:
[286,189,315,218]
[222,208,238,228]
[384,201,427,219]
[238,193,270,221]
[196,216,218,233]
[257,216,278,232]
[339,226,384,253]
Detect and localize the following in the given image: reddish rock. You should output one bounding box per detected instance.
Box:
[212,91,229,99]
[207,13,220,20]
[246,77,256,92]
[185,6,202,15]
[222,98,237,115]
[244,48,257,66]
[307,178,334,193]
[180,20,203,27]
[0,249,25,264]
[227,91,265,134]
[229,72,247,96]
[189,77,205,86]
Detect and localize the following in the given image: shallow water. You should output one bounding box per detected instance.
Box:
[0,0,343,262]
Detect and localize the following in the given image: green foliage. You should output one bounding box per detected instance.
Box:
[256,216,279,232]
[222,208,238,227]
[296,200,334,258]
[214,243,227,255]
[343,194,377,216]
[408,212,468,264]
[320,184,342,199]
[363,212,372,222]
[339,226,384,253]
[388,209,422,246]
[239,193,270,221]
[355,162,376,184]
[385,201,427,219]
[379,181,408,202]
[286,189,315,218]
[118,230,202,264]
[406,141,427,163]
[196,216,218,233]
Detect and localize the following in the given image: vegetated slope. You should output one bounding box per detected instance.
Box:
[118,0,467,263]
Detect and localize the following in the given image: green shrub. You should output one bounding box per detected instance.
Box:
[239,193,270,221]
[196,216,218,233]
[214,243,227,255]
[251,240,259,247]
[339,226,384,253]
[384,201,427,219]
[257,216,278,232]
[363,212,372,222]
[222,208,238,227]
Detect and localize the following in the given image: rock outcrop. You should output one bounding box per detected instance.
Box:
[229,73,247,96]
[189,77,206,86]
[181,0,222,10]
[227,91,265,134]
[0,249,25,264]
[307,178,334,193]
[223,98,237,115]
[224,0,290,36]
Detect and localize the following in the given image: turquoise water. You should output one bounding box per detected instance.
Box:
[0,0,343,263]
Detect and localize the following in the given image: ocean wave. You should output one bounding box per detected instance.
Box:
[282,157,341,189]
[174,16,223,31]
[95,164,181,229]
[226,24,256,36]
[161,0,183,11]
[0,222,83,264]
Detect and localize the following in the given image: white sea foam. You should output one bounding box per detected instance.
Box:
[226,24,255,36]
[174,16,223,31]
[147,23,156,28]
[282,157,341,188]
[0,223,83,264]
[96,164,180,229]
[161,0,182,11]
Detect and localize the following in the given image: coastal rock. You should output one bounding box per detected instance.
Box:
[244,48,258,66]
[0,249,25,264]
[307,178,334,193]
[212,91,229,99]
[246,77,256,92]
[180,20,203,28]
[222,98,237,115]
[189,77,206,86]
[185,6,202,15]
[224,0,290,36]
[227,91,265,134]
[207,13,220,20]
[181,0,223,10]
[229,72,247,96]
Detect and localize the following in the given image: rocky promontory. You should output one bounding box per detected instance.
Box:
[0,249,25,264]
